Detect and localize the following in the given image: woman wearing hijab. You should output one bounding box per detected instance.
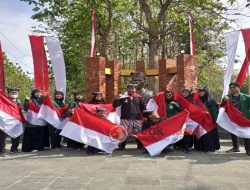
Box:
[22,89,46,152]
[194,87,220,152]
[49,91,66,150]
[87,92,105,155]
[66,92,85,151]
[181,88,194,154]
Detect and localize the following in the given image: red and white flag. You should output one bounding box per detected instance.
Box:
[91,10,97,58]
[78,102,120,124]
[137,110,189,156]
[27,100,47,126]
[146,92,166,118]
[29,36,50,94]
[0,41,5,94]
[217,101,250,138]
[60,108,124,154]
[0,94,25,138]
[173,91,215,138]
[187,13,196,55]
[37,96,68,129]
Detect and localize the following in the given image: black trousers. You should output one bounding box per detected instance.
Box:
[0,130,7,153]
[11,136,20,151]
[49,126,62,149]
[231,133,250,153]
[182,134,193,150]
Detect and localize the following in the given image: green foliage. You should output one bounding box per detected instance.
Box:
[3,53,33,101]
[20,0,237,100]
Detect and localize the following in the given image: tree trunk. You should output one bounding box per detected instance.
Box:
[147,36,160,93]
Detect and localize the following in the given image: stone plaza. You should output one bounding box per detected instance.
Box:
[1,139,250,190]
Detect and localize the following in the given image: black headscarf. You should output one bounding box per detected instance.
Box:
[54,91,65,107]
[73,92,85,103]
[198,87,217,107]
[89,92,105,104]
[182,88,194,103]
[30,88,43,106]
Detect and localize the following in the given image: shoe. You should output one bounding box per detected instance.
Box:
[226,148,240,153]
[31,150,38,153]
[184,149,192,154]
[117,147,125,151]
[87,151,94,155]
[10,149,19,154]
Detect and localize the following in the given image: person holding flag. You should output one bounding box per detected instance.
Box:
[223,82,250,155]
[181,88,194,154]
[0,87,22,154]
[87,92,106,155]
[194,87,220,152]
[48,91,66,150]
[66,91,85,151]
[22,89,46,152]
[113,83,145,151]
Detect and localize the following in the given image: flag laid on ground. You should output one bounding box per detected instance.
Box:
[37,95,68,129]
[137,110,189,156]
[217,100,250,138]
[173,91,215,138]
[146,92,166,118]
[60,108,125,154]
[0,93,25,138]
[27,99,47,126]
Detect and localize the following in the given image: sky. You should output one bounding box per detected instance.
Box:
[0,0,250,78]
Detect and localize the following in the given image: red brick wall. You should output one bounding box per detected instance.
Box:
[106,60,121,103]
[159,59,177,92]
[136,61,145,73]
[85,56,106,101]
[176,54,198,91]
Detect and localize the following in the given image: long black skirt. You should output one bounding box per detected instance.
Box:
[22,127,44,152]
[194,128,220,152]
[43,125,50,148]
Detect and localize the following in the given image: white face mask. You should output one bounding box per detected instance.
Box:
[9,94,18,99]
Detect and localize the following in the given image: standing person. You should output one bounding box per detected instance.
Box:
[113,83,145,151]
[89,92,105,104]
[137,82,153,106]
[224,82,250,155]
[165,90,183,151]
[49,91,66,150]
[0,87,22,154]
[195,87,220,152]
[87,92,105,155]
[181,88,194,154]
[87,107,108,155]
[22,89,46,152]
[66,91,85,151]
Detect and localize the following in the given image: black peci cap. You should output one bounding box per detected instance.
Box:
[96,107,107,112]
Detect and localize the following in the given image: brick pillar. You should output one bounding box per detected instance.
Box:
[159,59,177,92]
[85,56,106,101]
[106,60,121,103]
[136,61,145,73]
[176,54,198,91]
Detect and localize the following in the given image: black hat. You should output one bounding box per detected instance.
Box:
[143,110,154,117]
[7,87,20,93]
[165,89,173,94]
[127,83,138,88]
[229,82,240,88]
[92,92,102,96]
[96,107,107,112]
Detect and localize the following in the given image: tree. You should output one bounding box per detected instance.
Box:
[3,53,33,100]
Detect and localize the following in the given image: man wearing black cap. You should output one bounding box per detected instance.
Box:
[0,88,22,154]
[224,82,250,155]
[87,107,107,155]
[113,83,145,151]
